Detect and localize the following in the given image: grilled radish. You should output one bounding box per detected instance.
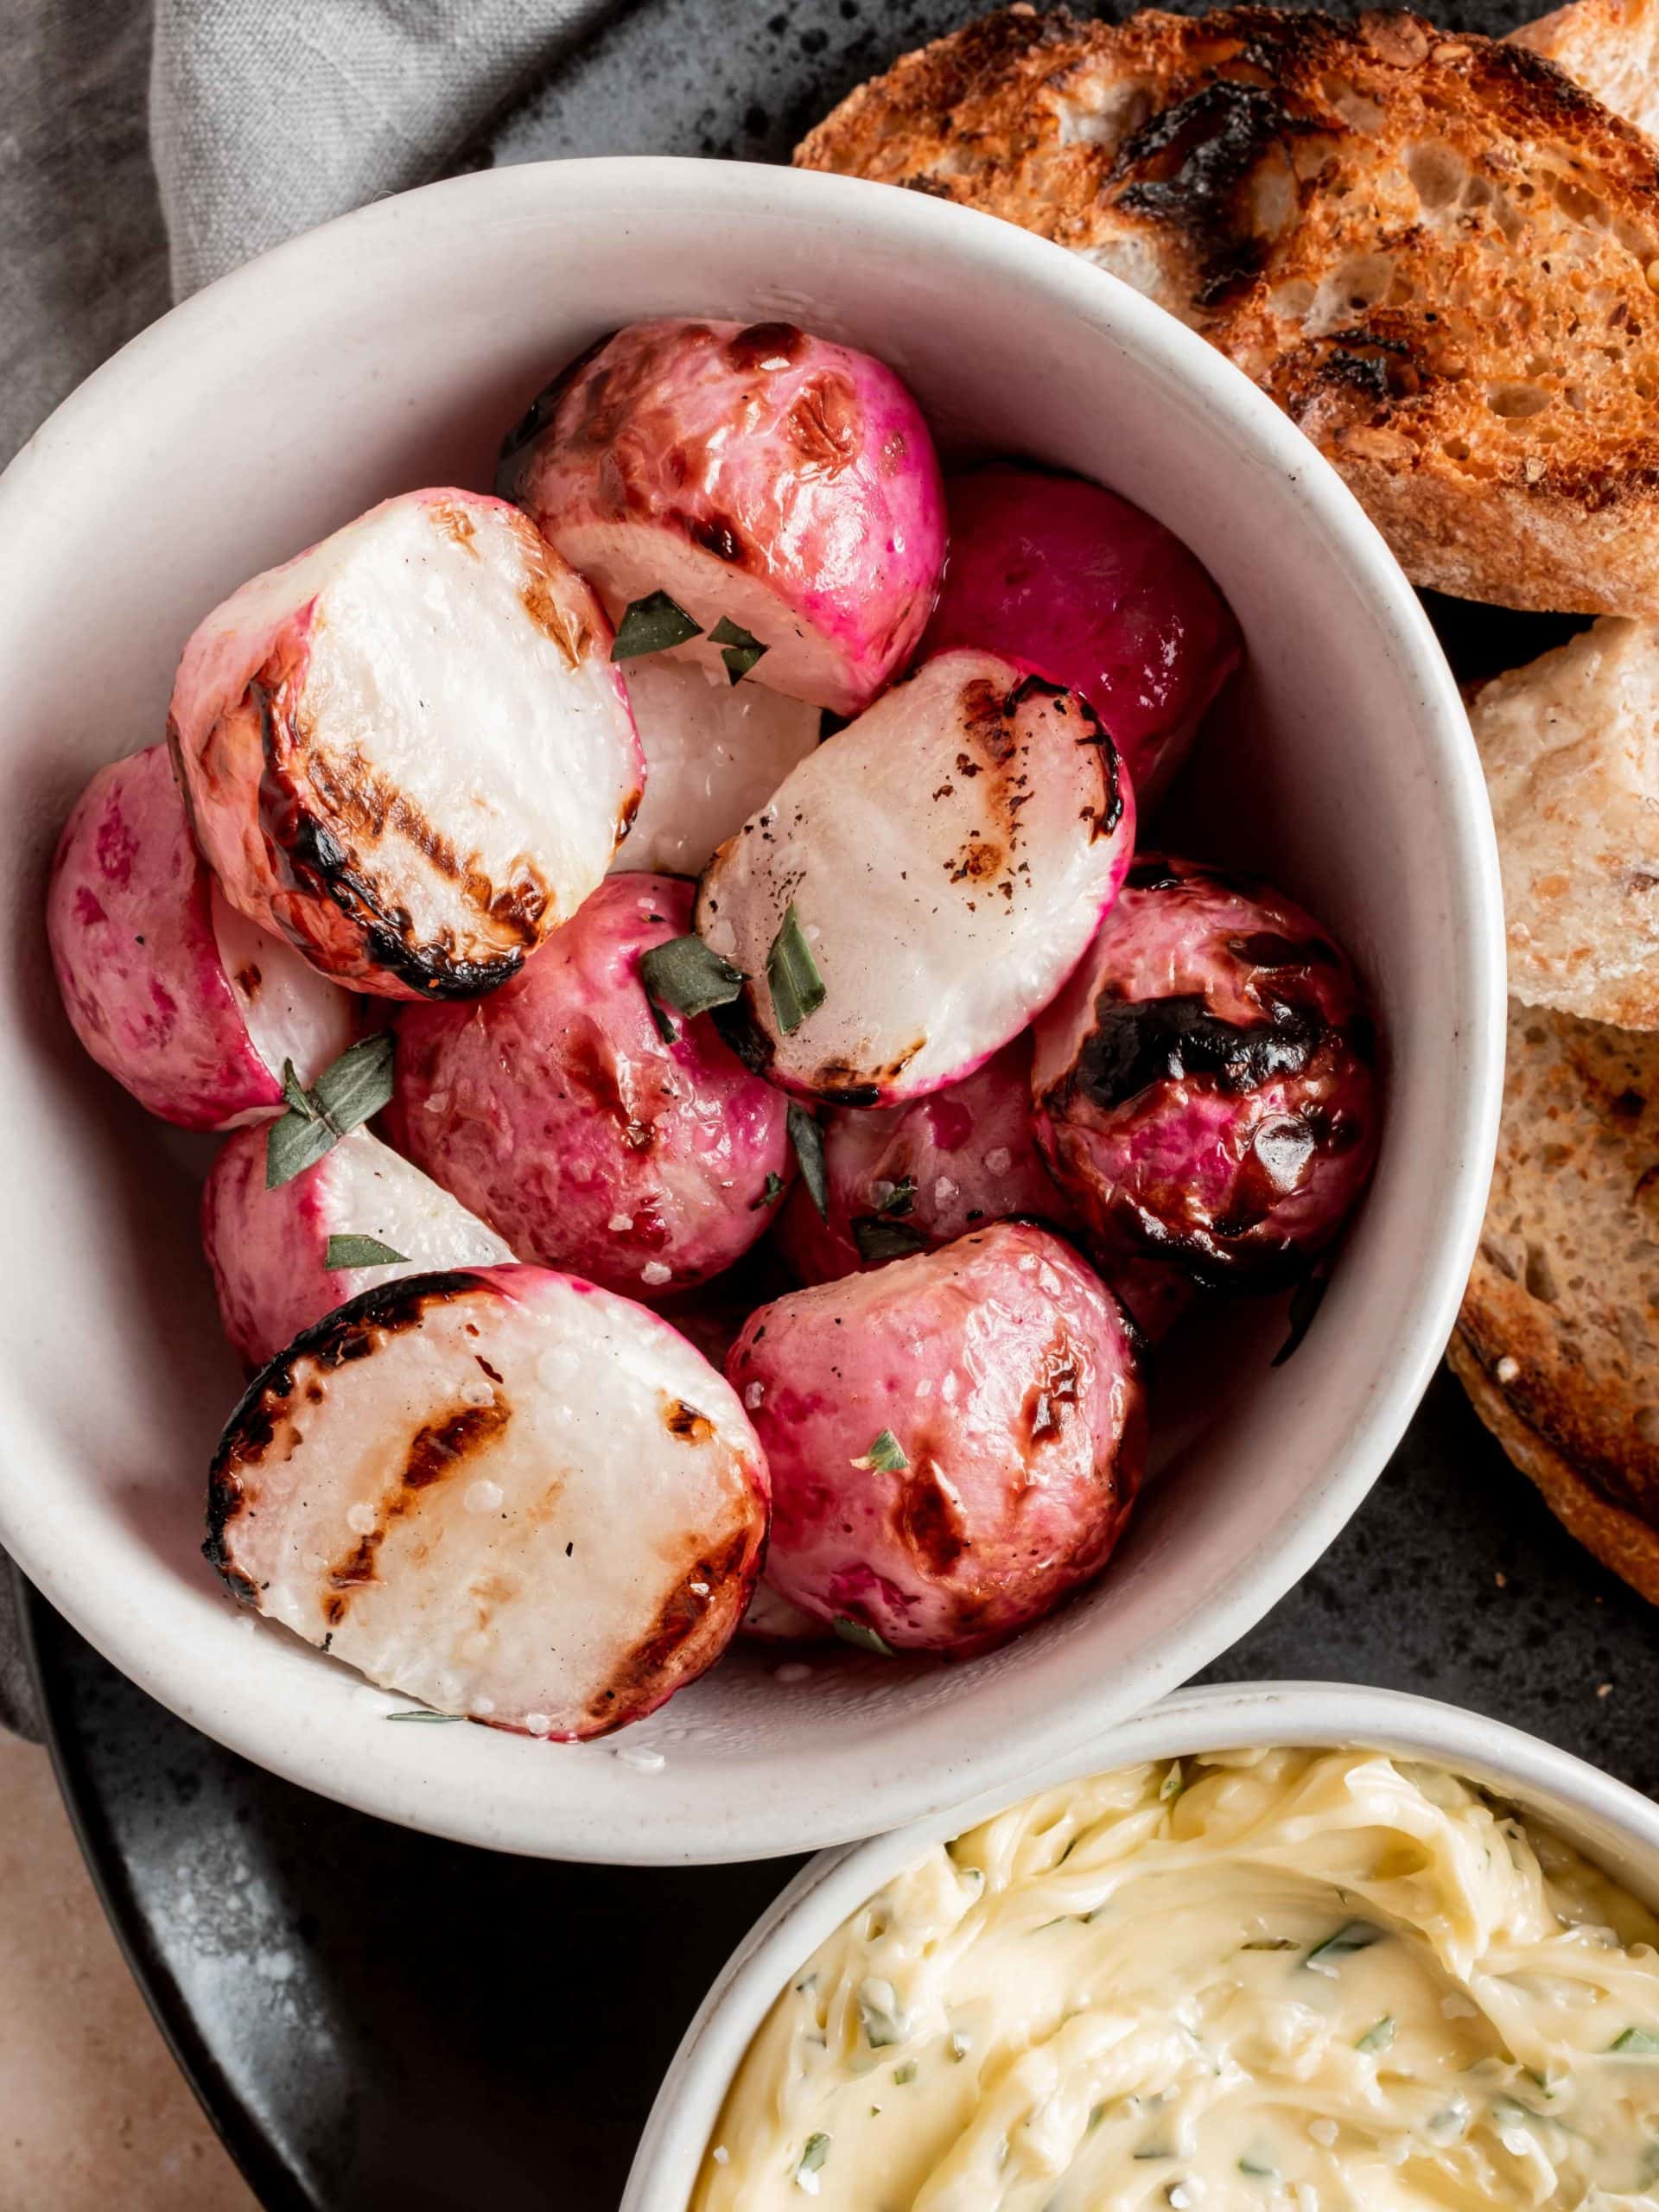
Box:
[207,1266,769,1737]
[696,651,1134,1103]
[502,317,944,715]
[47,743,355,1130]
[169,489,642,1000]
[202,1125,513,1369]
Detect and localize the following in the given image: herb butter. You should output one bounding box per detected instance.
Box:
[694,1748,1659,2209]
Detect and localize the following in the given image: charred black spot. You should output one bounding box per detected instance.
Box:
[689,513,746,564]
[1071,991,1323,1110]
[1113,77,1314,305]
[494,330,618,483]
[286,812,526,999]
[1067,693,1124,835]
[724,321,806,372]
[206,1267,502,1573]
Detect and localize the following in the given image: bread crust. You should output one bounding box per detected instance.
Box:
[1452,998,1659,1601]
[799,5,1659,617]
[1449,1329,1659,1601]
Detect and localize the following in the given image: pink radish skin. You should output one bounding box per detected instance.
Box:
[47,743,355,1131]
[1031,855,1379,1288]
[923,464,1242,805]
[696,650,1135,1105]
[727,1221,1147,1656]
[503,318,945,716]
[393,874,792,1300]
[774,1036,1080,1281]
[207,1265,769,1738]
[773,1037,1195,1342]
[169,489,642,1001]
[202,1125,514,1370]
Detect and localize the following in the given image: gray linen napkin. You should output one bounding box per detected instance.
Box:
[0,0,620,1739]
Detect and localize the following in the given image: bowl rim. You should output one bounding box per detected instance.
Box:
[0,155,1504,1862]
[621,1678,1659,2211]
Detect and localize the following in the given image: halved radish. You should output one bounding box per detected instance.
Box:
[169,490,642,1001]
[206,1266,769,1737]
[202,1124,514,1369]
[922,463,1242,806]
[612,658,819,876]
[502,318,944,715]
[696,651,1134,1104]
[47,743,356,1130]
[393,874,792,1300]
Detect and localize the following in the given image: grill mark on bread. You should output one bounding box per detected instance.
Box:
[798,3,1659,616]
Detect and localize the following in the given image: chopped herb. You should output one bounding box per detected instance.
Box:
[1160,1761,1185,1803]
[893,2063,918,2085]
[385,1709,462,1723]
[1357,2017,1396,2054]
[1238,2152,1279,2180]
[796,2133,830,2187]
[835,1617,895,1657]
[1133,2145,1173,2161]
[645,991,677,1046]
[1242,1937,1299,1952]
[611,590,702,660]
[857,1980,908,2050]
[265,1033,396,1189]
[1273,1267,1329,1366]
[1611,2028,1659,2056]
[751,1172,785,1211]
[876,1177,917,1218]
[280,1059,317,1120]
[639,934,746,1020]
[767,904,826,1035]
[711,614,768,684]
[324,1234,409,1271]
[852,1428,909,1474]
[852,1216,928,1264]
[788,1103,829,1218]
[1088,2103,1107,2131]
[1304,1920,1382,1972]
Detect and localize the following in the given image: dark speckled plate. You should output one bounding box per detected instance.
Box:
[27,3,1659,2208]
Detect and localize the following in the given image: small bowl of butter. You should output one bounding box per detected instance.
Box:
[625,1681,1659,2212]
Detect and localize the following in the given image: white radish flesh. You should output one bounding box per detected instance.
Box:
[696,651,1135,1104]
[611,658,819,877]
[202,1124,514,1369]
[169,490,642,1000]
[207,1266,769,1738]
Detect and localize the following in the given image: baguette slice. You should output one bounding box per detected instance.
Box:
[798,5,1659,617]
[1509,0,1659,140]
[1452,998,1659,1604]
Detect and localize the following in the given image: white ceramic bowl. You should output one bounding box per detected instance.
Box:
[623,1681,1659,2210]
[0,158,1502,1863]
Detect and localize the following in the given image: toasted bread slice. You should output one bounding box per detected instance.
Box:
[1510,0,1659,141]
[798,6,1659,618]
[1472,616,1659,1027]
[1453,997,1659,1602]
